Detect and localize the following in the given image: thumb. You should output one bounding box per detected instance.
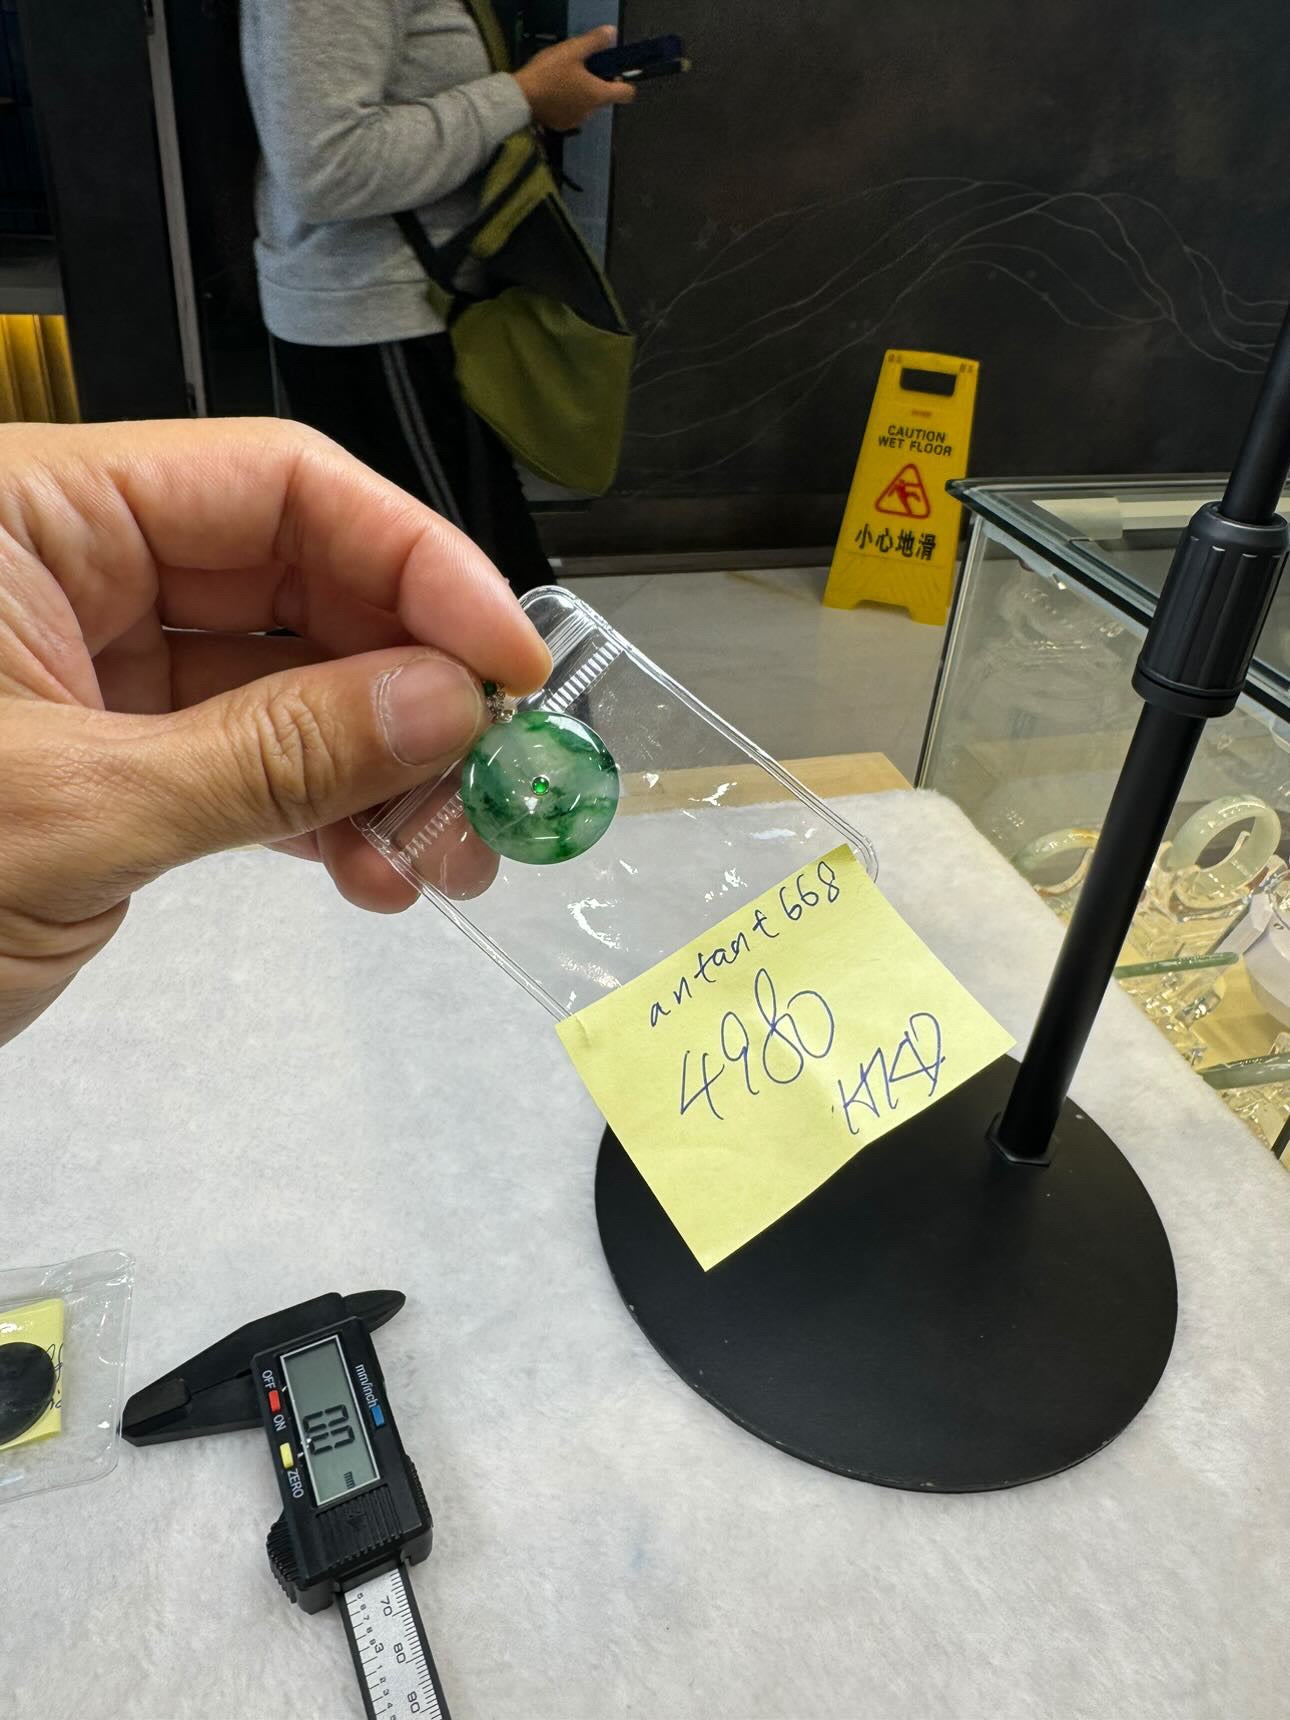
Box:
[110,648,486,879]
[573,24,617,61]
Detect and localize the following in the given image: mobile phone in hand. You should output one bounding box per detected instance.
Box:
[586,34,690,82]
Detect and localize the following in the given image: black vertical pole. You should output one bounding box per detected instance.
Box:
[994,306,1290,1162]
[992,707,1204,1159]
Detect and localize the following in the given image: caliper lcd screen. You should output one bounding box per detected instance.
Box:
[281,1336,378,1505]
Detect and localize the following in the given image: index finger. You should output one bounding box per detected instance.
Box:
[3,418,553,694]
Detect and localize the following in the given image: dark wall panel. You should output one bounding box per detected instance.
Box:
[162,0,274,417]
[603,0,1290,544]
[20,0,188,420]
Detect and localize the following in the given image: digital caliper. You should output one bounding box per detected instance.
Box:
[123,1290,451,1720]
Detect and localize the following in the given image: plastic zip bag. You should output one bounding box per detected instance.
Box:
[0,1249,133,1504]
[360,587,879,1018]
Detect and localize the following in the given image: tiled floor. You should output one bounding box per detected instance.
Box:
[560,566,946,781]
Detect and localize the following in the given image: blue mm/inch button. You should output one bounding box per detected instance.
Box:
[370,1403,385,1427]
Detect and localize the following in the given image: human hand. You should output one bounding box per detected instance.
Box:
[0,418,551,1046]
[514,25,636,133]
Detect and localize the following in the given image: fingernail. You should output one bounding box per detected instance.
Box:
[378,656,484,767]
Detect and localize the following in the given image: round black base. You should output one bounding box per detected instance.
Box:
[595,1058,1177,1492]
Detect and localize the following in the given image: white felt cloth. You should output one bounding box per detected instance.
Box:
[1,789,1286,1720]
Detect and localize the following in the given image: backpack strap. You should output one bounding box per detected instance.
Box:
[393,212,457,319]
[457,0,512,72]
[393,0,540,309]
[395,147,547,315]
[393,210,449,289]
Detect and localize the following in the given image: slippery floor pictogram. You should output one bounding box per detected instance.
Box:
[874,463,931,518]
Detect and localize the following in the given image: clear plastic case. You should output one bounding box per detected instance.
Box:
[0,1249,134,1504]
[360,586,879,1018]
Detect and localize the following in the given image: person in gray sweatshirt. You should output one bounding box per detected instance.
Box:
[239,2,632,595]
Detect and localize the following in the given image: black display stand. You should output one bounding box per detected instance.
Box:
[596,304,1290,1492]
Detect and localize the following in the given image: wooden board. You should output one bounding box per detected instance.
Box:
[621,752,910,813]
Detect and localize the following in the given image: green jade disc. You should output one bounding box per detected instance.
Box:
[459,709,620,864]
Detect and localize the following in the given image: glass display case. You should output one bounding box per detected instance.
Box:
[918,475,1290,1162]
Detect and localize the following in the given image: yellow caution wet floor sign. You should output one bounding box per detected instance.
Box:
[823,349,979,624]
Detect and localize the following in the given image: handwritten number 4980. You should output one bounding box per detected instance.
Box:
[680,967,836,1122]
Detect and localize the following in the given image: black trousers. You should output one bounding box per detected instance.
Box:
[272,333,553,598]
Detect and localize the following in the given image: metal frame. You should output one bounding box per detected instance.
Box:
[144,0,206,413]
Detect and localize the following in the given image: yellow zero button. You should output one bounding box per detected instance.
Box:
[279,1442,294,1470]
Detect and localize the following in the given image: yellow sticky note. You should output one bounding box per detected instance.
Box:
[0,1295,64,1450]
[558,845,1014,1269]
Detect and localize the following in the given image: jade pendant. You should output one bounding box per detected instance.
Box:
[459,709,620,865]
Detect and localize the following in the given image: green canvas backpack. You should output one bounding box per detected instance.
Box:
[394,0,634,495]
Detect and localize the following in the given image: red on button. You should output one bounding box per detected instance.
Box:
[268,1390,281,1412]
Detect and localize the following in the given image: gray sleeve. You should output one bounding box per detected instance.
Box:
[240,0,532,225]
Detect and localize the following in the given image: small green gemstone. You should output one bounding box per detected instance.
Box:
[482,681,499,698]
[459,710,620,865]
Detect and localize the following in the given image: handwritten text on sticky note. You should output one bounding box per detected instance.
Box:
[558,845,1014,1270]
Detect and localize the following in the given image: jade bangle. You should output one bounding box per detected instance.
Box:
[1163,795,1282,906]
[1202,1050,1290,1091]
[1012,826,1100,896]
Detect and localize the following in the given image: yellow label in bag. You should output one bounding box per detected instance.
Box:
[0,1295,64,1450]
[823,349,979,625]
[557,846,1013,1269]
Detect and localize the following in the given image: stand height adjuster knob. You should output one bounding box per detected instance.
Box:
[1134,502,1288,719]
